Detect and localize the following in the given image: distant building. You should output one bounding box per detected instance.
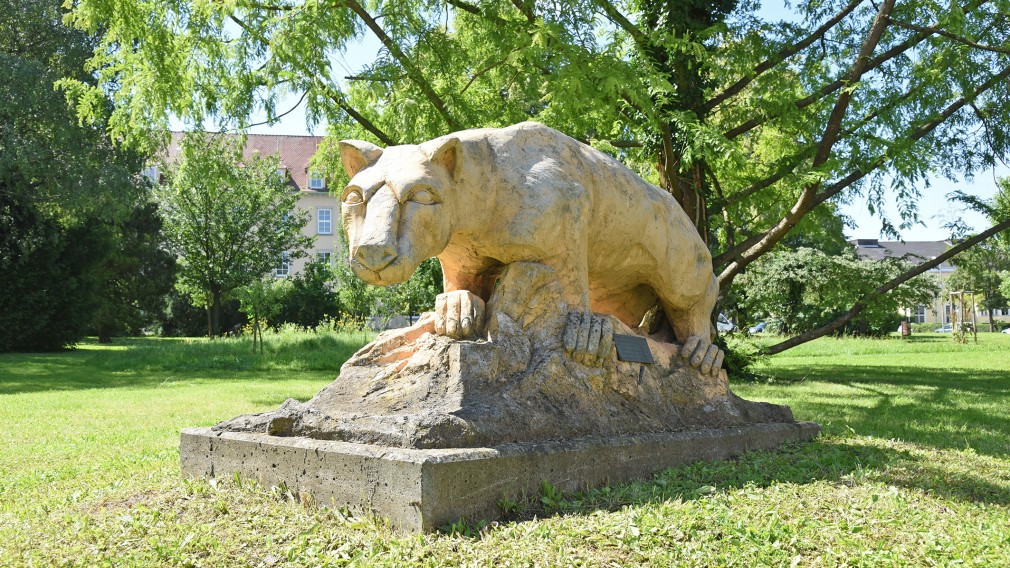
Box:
[851,239,953,325]
[158,133,340,277]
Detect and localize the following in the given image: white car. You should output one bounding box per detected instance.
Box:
[1002,327,1010,334]
[716,313,735,333]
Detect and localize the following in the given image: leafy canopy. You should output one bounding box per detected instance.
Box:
[64,0,1010,279]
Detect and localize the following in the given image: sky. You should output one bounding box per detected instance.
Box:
[219,1,1005,243]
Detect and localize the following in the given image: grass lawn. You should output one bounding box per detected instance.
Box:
[3,331,1010,566]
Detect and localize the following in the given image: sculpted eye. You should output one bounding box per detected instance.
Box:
[343,188,364,205]
[409,188,439,205]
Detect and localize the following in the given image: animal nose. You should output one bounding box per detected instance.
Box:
[355,244,398,272]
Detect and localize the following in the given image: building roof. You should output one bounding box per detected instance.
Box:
[165,132,327,192]
[851,239,954,271]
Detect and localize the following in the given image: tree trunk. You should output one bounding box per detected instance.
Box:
[97,323,113,344]
[210,289,222,338]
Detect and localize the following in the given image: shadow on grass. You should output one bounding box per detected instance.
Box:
[756,363,1010,458]
[0,334,372,396]
[451,434,1010,536]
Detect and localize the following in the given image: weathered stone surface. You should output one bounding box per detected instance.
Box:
[183,421,821,532]
[215,263,796,449]
[338,122,724,375]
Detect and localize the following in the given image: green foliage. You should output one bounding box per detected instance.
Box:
[62,0,1010,260]
[0,0,148,351]
[274,260,342,329]
[159,133,313,336]
[59,0,1010,349]
[237,277,290,353]
[736,247,939,337]
[158,291,245,338]
[91,199,177,342]
[0,198,112,351]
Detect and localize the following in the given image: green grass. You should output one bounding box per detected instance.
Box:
[3,331,1010,566]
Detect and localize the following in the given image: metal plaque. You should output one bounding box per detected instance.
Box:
[613,333,654,364]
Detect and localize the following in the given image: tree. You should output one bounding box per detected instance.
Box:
[91,199,177,342]
[948,241,1010,332]
[160,133,313,337]
[64,0,1010,350]
[736,247,938,336]
[238,277,290,353]
[0,0,146,351]
[0,195,112,351]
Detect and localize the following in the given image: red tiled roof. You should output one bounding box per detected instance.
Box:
[165,132,327,192]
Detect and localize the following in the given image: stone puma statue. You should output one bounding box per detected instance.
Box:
[339,122,724,377]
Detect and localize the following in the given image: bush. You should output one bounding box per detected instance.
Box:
[158,291,246,337]
[274,261,341,329]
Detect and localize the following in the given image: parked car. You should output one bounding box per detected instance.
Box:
[1002,327,1010,334]
[749,322,767,334]
[716,313,735,333]
[934,324,953,333]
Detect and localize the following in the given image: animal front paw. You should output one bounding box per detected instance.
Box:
[680,336,724,378]
[434,290,485,339]
[563,312,615,366]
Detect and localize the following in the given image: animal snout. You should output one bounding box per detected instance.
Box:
[355,243,398,272]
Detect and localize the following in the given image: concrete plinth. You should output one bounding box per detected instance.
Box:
[181,422,820,532]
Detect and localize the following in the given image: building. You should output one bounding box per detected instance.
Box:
[154,133,340,277]
[851,239,953,324]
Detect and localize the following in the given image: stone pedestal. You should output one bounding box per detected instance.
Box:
[181,421,819,532]
[180,263,820,531]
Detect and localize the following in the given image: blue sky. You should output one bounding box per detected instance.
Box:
[229,2,1005,243]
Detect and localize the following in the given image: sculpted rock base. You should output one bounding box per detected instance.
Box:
[214,263,797,449]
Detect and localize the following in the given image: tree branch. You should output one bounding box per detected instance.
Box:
[238,91,308,130]
[716,62,1010,273]
[765,217,1010,354]
[722,0,990,140]
[444,0,480,15]
[705,0,864,112]
[592,0,651,55]
[889,17,1010,55]
[316,82,398,145]
[717,0,896,289]
[808,62,1010,209]
[342,0,462,130]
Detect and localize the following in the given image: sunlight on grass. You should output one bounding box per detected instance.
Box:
[2,331,1010,566]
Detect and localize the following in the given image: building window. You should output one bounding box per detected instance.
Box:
[316,251,332,265]
[275,252,290,278]
[275,167,288,182]
[912,305,927,324]
[309,171,326,190]
[141,165,159,184]
[317,208,333,235]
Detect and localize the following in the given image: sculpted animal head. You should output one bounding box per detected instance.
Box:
[338,136,463,286]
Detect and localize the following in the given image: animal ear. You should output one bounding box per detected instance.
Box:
[338,140,384,178]
[429,137,463,182]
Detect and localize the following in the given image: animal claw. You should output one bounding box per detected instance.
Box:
[434,290,485,339]
[564,312,614,367]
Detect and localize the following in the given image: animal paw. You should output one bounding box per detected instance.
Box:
[563,312,615,366]
[680,336,724,378]
[434,290,485,339]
